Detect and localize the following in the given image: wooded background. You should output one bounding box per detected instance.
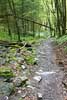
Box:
[0,0,66,41]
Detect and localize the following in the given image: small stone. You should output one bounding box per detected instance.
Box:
[18,90,22,94]
[17,57,24,64]
[27,85,35,89]
[62,80,67,88]
[21,65,26,70]
[63,90,67,95]
[20,76,28,83]
[21,94,26,98]
[3,96,9,100]
[0,96,9,100]
[13,77,22,87]
[33,76,42,82]
[15,53,21,57]
[13,76,28,87]
[34,58,39,61]
[26,80,31,85]
[37,93,42,100]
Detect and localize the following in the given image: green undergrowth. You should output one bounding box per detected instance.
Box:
[22,46,36,65]
[54,35,67,54]
[7,45,36,65]
[55,35,67,45]
[0,31,45,43]
[24,53,36,65]
[0,67,14,78]
[22,36,41,44]
[19,98,23,100]
[21,36,46,45]
[0,32,45,65]
[0,32,18,42]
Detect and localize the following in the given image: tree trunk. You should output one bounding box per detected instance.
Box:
[62,0,66,35]
[8,0,21,41]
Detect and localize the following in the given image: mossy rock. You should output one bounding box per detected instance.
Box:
[0,67,14,78]
[9,48,16,54]
[0,82,14,96]
[24,55,36,65]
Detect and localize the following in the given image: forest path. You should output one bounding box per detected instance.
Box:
[32,39,64,100]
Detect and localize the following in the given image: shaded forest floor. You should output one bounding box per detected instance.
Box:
[55,41,67,100]
[0,38,67,100]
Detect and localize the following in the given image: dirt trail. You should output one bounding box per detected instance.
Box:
[32,39,64,100]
